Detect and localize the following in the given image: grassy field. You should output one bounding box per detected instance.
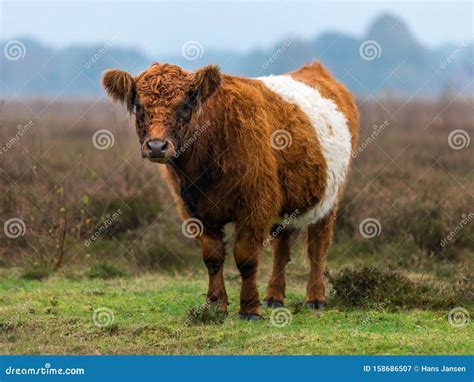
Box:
[0,97,473,354]
[1,272,472,355]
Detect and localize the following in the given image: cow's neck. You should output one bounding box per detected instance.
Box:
[167,127,218,220]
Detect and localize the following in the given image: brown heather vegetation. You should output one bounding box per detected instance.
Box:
[0,97,472,296]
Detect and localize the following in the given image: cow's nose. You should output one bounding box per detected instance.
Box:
[146,139,169,158]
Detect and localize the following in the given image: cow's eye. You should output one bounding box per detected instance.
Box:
[134,104,144,115]
[181,103,191,114]
[176,102,192,121]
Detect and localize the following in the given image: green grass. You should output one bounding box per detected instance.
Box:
[0,274,471,355]
[86,262,129,279]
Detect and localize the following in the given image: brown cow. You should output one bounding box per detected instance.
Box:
[102,61,358,319]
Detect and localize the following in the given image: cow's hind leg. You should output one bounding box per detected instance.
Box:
[262,228,295,308]
[199,232,228,312]
[306,210,335,309]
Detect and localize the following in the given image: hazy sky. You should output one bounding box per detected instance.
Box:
[1,1,472,56]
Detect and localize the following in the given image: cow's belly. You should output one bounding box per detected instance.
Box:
[257,75,353,227]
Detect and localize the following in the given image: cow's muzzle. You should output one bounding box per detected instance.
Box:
[142,138,175,163]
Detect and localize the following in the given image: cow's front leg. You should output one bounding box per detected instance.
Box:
[199,232,228,312]
[234,229,263,320]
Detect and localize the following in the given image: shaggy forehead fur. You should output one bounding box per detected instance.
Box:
[135,63,189,106]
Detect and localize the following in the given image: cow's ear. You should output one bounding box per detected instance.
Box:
[188,65,221,111]
[102,69,135,112]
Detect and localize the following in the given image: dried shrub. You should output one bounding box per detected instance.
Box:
[186,303,227,326]
[328,267,474,310]
[20,267,51,281]
[86,263,128,279]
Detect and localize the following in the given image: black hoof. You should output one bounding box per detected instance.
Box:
[305,300,325,310]
[238,314,262,321]
[271,301,284,309]
[261,299,284,309]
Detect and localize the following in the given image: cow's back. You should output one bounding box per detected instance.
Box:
[289,61,359,149]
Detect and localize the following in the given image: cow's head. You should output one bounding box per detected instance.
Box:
[102,63,221,163]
